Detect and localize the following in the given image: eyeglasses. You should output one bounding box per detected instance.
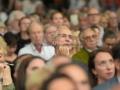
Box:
[83,34,97,41]
[88,13,100,17]
[55,34,74,40]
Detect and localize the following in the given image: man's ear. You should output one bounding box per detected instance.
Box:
[52,39,56,46]
[80,39,83,45]
[115,59,120,71]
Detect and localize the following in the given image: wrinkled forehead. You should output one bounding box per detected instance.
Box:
[58,28,72,35]
[30,23,43,32]
[82,28,95,37]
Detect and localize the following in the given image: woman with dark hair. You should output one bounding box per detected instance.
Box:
[3,32,18,80]
[88,48,115,87]
[15,56,46,90]
[4,32,18,63]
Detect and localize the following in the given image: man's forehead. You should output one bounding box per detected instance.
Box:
[109,12,117,17]
[31,24,42,31]
[105,38,117,42]
[14,14,23,18]
[88,8,99,14]
[46,26,57,31]
[82,29,95,36]
[58,28,72,35]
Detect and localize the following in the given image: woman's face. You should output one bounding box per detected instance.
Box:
[7,45,17,56]
[48,78,76,90]
[52,13,63,28]
[26,58,45,77]
[63,17,71,28]
[92,52,115,84]
[99,17,108,29]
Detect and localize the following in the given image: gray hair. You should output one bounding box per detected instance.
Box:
[27,22,44,35]
[79,26,98,40]
[103,31,117,42]
[9,10,26,23]
[53,25,70,39]
[44,23,57,33]
[79,26,90,40]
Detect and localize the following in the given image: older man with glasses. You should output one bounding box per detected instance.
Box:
[72,27,98,65]
[87,8,104,47]
[52,26,74,57]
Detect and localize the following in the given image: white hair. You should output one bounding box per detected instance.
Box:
[44,23,57,33]
[53,25,70,39]
[8,10,26,23]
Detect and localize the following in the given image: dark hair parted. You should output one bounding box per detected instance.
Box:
[88,48,113,87]
[112,41,120,61]
[102,31,117,42]
[41,73,75,90]
[4,32,18,46]
[16,56,45,90]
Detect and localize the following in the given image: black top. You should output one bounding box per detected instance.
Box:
[15,33,31,54]
[6,58,17,83]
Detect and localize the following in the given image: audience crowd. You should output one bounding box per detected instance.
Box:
[0,0,120,90]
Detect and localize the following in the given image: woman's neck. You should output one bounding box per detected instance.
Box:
[6,53,17,62]
[21,32,29,40]
[97,78,106,85]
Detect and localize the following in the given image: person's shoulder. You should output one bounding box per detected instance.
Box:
[18,43,32,54]
[93,75,119,90]
[42,43,55,49]
[76,48,87,54]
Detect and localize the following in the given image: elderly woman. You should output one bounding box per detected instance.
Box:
[0,36,14,90]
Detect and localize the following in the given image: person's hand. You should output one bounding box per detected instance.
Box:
[2,64,12,85]
[59,46,70,56]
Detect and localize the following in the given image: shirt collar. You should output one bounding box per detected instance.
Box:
[31,42,43,51]
[84,47,97,52]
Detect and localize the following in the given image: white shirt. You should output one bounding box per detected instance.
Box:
[18,43,55,61]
